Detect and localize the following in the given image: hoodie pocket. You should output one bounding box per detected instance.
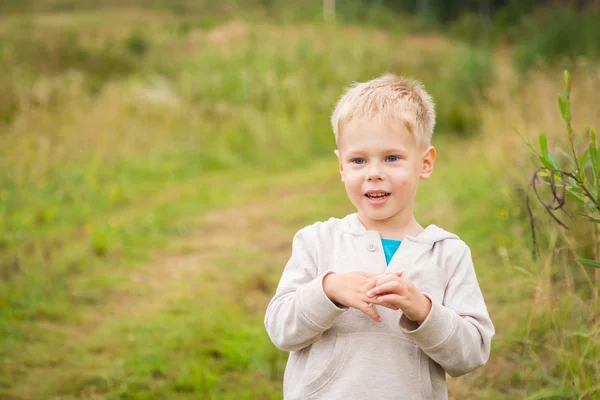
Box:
[299,334,350,395]
[302,333,432,399]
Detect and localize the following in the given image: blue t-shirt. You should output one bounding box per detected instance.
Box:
[381,238,401,265]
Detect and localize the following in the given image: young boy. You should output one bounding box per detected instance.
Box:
[264,74,494,399]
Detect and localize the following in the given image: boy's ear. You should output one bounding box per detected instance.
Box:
[420,146,436,180]
[334,149,344,180]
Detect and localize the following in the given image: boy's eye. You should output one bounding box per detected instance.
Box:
[386,155,401,162]
[351,158,366,165]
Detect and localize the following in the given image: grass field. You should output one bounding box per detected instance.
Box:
[1,8,599,400]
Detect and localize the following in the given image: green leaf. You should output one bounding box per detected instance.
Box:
[564,70,572,89]
[591,128,597,148]
[580,213,600,223]
[578,148,589,175]
[525,387,573,400]
[558,91,571,124]
[577,259,600,268]
[515,127,539,156]
[551,170,564,183]
[566,191,586,207]
[538,133,549,160]
[538,156,556,170]
[547,151,560,169]
[557,147,576,170]
[585,200,597,211]
[566,184,582,195]
[567,175,578,185]
[536,132,557,169]
[589,143,598,187]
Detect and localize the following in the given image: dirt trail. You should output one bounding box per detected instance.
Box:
[7,172,477,399]
[5,178,328,398]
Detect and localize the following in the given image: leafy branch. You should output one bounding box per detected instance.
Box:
[517,70,600,268]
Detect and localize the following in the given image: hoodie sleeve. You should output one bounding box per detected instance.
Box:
[399,243,495,377]
[264,227,347,352]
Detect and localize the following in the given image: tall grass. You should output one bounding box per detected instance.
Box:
[477,67,600,398]
[0,16,492,253]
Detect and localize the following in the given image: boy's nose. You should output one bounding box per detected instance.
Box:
[366,164,384,180]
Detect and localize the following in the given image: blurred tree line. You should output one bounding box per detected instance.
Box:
[1,0,598,74]
[381,0,598,23]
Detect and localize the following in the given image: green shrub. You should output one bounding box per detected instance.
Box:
[124,33,149,58]
[519,71,600,267]
[433,45,493,136]
[512,8,600,72]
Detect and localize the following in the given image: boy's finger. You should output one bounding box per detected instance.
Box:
[364,273,386,289]
[367,280,405,297]
[363,279,377,291]
[372,293,402,309]
[359,302,382,322]
[377,272,405,285]
[384,271,403,277]
[371,275,401,292]
[360,272,379,278]
[373,275,390,287]
[374,294,402,309]
[376,301,400,311]
[364,296,400,311]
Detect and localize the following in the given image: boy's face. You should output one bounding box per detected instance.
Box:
[335,117,435,230]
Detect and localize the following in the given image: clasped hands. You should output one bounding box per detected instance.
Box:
[323,271,432,324]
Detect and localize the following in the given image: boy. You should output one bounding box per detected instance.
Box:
[264,74,494,399]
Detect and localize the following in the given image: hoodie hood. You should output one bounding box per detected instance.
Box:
[344,213,459,244]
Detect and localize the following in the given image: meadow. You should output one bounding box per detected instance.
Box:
[1,4,599,399]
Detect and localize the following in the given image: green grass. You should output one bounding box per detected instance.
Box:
[0,9,599,400]
[0,137,533,399]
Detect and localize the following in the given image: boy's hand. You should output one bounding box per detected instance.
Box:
[323,272,382,322]
[365,272,432,324]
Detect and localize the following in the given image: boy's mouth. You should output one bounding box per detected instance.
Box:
[365,191,390,199]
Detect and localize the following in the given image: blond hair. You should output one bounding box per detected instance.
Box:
[331,73,436,148]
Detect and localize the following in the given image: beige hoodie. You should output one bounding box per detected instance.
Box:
[264,214,494,400]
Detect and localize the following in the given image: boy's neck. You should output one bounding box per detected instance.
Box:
[357,211,423,240]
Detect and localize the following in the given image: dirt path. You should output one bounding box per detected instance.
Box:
[5,175,337,398]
